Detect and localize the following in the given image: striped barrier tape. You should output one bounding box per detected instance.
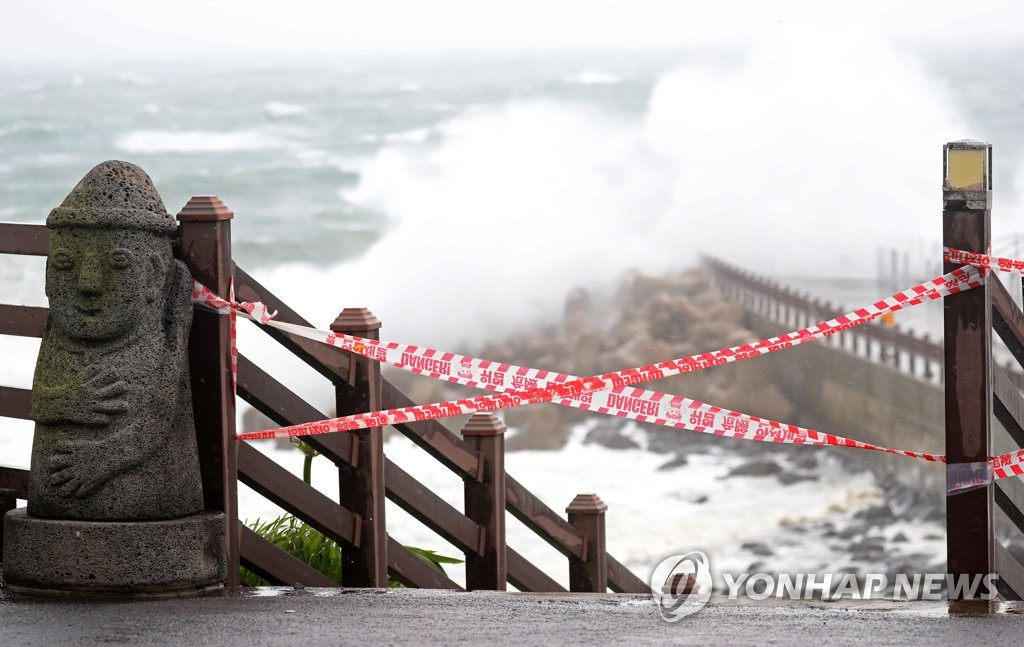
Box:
[185,262,1024,481]
[191,266,980,441]
[946,246,1024,274]
[195,264,980,411]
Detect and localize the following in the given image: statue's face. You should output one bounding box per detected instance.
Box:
[46,228,165,341]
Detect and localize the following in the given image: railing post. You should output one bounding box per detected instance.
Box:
[0,487,15,560]
[942,140,994,599]
[332,308,388,587]
[460,413,507,590]
[566,493,608,592]
[176,196,239,588]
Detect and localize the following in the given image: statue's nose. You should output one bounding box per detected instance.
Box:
[77,255,104,296]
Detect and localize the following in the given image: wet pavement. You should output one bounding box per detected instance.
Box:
[3,588,1024,646]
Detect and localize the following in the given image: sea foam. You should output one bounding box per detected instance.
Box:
[264,101,307,118]
[247,25,975,358]
[563,70,622,85]
[115,129,284,154]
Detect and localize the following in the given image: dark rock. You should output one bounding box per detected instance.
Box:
[796,456,818,470]
[693,495,709,504]
[848,539,885,555]
[777,472,817,485]
[853,504,896,524]
[583,423,640,450]
[891,532,909,543]
[726,460,783,478]
[27,161,202,521]
[656,455,688,471]
[741,541,774,557]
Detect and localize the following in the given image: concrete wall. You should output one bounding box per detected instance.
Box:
[746,313,946,492]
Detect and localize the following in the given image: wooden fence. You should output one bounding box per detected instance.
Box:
[0,198,648,594]
[703,257,944,385]
[706,140,1024,602]
[940,140,1024,601]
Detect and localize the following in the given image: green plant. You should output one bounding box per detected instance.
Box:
[239,514,464,587]
[290,437,318,486]
[239,438,462,587]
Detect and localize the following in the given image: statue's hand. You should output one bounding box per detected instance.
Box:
[32,365,129,425]
[76,365,129,425]
[47,439,109,498]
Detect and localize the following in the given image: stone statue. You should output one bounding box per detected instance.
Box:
[27,160,203,521]
[3,161,224,595]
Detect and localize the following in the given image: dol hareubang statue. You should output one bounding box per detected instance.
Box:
[28,160,203,520]
[3,161,224,595]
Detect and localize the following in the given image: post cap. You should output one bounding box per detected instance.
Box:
[331,307,382,332]
[460,412,506,437]
[176,194,234,222]
[566,493,607,515]
[176,195,234,222]
[944,140,991,190]
[943,140,991,209]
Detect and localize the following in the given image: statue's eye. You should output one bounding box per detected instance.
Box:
[52,252,74,270]
[109,249,133,269]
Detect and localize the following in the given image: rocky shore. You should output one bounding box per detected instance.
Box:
[389,267,796,451]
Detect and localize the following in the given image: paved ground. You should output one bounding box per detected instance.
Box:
[3,588,1024,646]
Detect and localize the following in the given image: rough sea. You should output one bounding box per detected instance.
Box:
[3,36,1024,589]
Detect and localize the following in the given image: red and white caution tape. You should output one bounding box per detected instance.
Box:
[946,246,1024,274]
[201,264,979,422]
[189,261,1024,482]
[191,264,1024,475]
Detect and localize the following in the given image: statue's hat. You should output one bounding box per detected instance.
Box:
[47,160,177,234]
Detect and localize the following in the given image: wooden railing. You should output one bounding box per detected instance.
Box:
[0,202,648,594]
[941,140,1024,601]
[702,256,945,384]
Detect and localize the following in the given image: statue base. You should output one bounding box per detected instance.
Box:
[2,508,226,596]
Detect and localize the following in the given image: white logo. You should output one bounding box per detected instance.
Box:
[650,551,713,622]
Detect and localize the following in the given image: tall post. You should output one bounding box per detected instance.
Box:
[460,413,507,590]
[942,140,994,598]
[176,196,239,588]
[332,308,388,587]
[566,493,608,592]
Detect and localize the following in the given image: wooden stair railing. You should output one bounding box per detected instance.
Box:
[0,215,648,594]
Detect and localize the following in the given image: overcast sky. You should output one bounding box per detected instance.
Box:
[1,0,1022,65]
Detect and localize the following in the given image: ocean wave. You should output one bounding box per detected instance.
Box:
[265,101,307,118]
[563,70,622,86]
[114,71,156,86]
[115,129,285,154]
[270,25,979,353]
